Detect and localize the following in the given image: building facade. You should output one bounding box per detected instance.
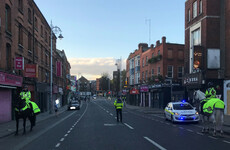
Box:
[0,0,70,123]
[184,0,230,115]
[126,37,185,108]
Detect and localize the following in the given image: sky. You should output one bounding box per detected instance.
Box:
[34,0,185,80]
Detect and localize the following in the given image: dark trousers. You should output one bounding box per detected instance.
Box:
[116,109,122,122]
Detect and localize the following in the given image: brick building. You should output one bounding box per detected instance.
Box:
[184,0,230,115]
[126,37,184,108]
[0,0,70,123]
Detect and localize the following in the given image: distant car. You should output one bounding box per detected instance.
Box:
[68,101,80,110]
[93,94,96,99]
[164,101,199,123]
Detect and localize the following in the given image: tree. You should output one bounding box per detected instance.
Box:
[99,73,110,91]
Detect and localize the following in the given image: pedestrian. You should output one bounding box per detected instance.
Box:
[114,96,123,123]
[54,103,59,116]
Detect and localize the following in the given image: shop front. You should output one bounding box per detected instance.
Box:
[0,71,23,123]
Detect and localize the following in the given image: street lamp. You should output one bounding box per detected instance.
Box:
[50,21,63,114]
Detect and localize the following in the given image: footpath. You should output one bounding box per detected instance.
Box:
[125,103,230,135]
[0,105,67,139]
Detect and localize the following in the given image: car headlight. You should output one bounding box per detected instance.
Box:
[175,112,180,115]
[195,112,199,115]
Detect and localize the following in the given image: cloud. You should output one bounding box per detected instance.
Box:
[69,57,126,80]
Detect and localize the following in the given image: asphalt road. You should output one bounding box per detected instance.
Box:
[0,98,230,150]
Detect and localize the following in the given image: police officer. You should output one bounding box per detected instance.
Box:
[20,85,31,104]
[205,82,216,99]
[114,96,123,123]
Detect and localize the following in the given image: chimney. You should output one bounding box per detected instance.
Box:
[156,40,160,46]
[162,36,166,44]
[150,44,154,49]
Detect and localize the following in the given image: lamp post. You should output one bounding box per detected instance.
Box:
[49,21,63,114]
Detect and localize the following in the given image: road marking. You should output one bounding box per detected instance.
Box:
[165,123,170,125]
[124,123,134,129]
[70,128,73,130]
[186,129,194,132]
[106,111,109,113]
[55,143,61,147]
[104,124,117,126]
[172,125,177,127]
[179,127,184,129]
[60,138,64,142]
[67,131,71,133]
[208,136,217,140]
[110,113,113,116]
[144,137,167,150]
[223,140,230,144]
[65,134,68,137]
[196,132,204,135]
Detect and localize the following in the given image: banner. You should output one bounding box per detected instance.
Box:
[0,71,23,87]
[56,61,62,77]
[24,64,38,78]
[15,57,24,70]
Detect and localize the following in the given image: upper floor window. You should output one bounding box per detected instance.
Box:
[6,43,11,70]
[145,71,148,80]
[178,67,184,78]
[28,9,32,23]
[41,25,44,37]
[158,67,160,75]
[167,66,173,78]
[142,58,144,67]
[18,24,23,46]
[158,50,160,55]
[45,31,48,42]
[152,53,154,58]
[151,69,154,76]
[168,49,173,59]
[192,28,201,45]
[188,9,190,22]
[35,17,38,30]
[18,0,23,12]
[178,50,184,60]
[199,0,202,14]
[5,5,11,32]
[193,1,197,18]
[146,56,148,65]
[28,32,32,51]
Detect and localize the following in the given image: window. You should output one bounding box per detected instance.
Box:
[145,71,148,80]
[157,67,160,75]
[41,25,43,37]
[178,50,184,60]
[28,32,32,52]
[45,31,48,42]
[28,9,32,23]
[167,66,173,78]
[193,1,197,18]
[35,39,38,57]
[192,28,201,45]
[18,0,23,12]
[152,53,154,58]
[5,5,11,32]
[158,50,160,55]
[168,49,173,59]
[6,43,11,70]
[151,69,154,76]
[146,56,148,65]
[45,50,49,66]
[188,9,190,22]
[142,58,144,67]
[18,24,23,46]
[178,67,184,78]
[199,0,202,14]
[35,17,38,30]
[142,72,144,81]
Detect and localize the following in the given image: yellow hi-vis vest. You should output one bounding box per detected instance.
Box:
[20,91,31,103]
[205,87,216,98]
[30,101,41,114]
[114,99,123,109]
[203,98,225,114]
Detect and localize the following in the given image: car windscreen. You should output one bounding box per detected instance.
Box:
[173,104,193,110]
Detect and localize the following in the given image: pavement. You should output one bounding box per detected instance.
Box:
[125,103,230,135]
[0,105,68,139]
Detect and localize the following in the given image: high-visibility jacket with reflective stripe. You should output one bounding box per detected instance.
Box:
[30,101,41,113]
[205,87,216,98]
[203,98,225,114]
[114,99,123,109]
[20,91,31,103]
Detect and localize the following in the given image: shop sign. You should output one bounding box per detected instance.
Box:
[15,57,24,70]
[140,85,149,92]
[0,71,23,87]
[130,88,139,94]
[183,73,202,86]
[24,64,38,78]
[56,61,62,77]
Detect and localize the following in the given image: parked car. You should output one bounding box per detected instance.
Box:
[93,94,97,99]
[68,101,80,110]
[164,101,199,123]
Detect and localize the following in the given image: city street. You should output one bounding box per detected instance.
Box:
[0,98,230,150]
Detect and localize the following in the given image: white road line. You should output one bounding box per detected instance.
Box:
[172,125,177,127]
[124,123,134,129]
[106,111,109,113]
[67,131,71,133]
[55,143,61,147]
[165,123,170,125]
[143,137,167,150]
[60,138,64,142]
[179,127,184,129]
[70,128,73,130]
[186,129,194,132]
[64,134,68,137]
[208,136,217,140]
[196,132,204,135]
[223,140,230,144]
[110,113,113,116]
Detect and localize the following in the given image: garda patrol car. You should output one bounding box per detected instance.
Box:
[164,101,199,123]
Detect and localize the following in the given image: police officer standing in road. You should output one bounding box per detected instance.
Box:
[114,96,123,123]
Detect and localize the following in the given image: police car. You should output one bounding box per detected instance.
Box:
[164,101,199,123]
